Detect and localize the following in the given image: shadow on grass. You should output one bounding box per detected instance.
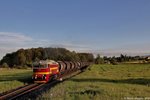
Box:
[70,78,150,86]
[69,89,101,96]
[0,72,33,84]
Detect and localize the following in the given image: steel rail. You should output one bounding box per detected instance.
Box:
[0,83,44,100]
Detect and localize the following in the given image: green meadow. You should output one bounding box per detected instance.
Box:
[0,68,32,93]
[38,64,150,100]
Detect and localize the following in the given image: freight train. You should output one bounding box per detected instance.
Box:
[32,60,90,83]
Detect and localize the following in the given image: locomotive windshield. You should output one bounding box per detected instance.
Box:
[33,62,48,68]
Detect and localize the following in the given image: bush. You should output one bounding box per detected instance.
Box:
[2,63,9,68]
[23,65,29,69]
[110,59,118,65]
[16,65,29,69]
[16,66,22,69]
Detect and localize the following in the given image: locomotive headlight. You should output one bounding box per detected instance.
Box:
[35,75,37,79]
[42,74,46,79]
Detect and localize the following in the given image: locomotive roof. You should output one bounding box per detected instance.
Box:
[33,60,58,65]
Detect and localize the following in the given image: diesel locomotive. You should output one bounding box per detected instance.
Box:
[32,60,90,83]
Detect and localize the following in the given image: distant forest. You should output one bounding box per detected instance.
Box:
[0,47,150,68]
[0,47,94,68]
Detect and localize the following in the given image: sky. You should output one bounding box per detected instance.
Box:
[0,0,150,59]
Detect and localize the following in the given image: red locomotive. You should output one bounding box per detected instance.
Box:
[32,60,90,83]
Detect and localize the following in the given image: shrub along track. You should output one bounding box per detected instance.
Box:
[0,69,85,100]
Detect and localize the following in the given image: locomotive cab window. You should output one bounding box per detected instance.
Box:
[39,64,48,68]
[33,63,48,68]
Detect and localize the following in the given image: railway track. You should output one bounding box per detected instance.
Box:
[0,70,84,100]
[0,83,45,100]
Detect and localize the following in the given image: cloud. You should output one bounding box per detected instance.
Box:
[0,32,55,48]
[50,42,91,51]
[0,32,87,59]
[91,43,150,57]
[0,32,90,59]
[0,32,33,46]
[0,32,150,60]
[0,32,32,43]
[0,32,33,59]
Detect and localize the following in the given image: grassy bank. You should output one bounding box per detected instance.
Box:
[0,68,32,93]
[38,64,150,100]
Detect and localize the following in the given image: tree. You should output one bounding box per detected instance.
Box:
[110,56,118,65]
[78,53,94,62]
[18,52,26,66]
[95,54,104,64]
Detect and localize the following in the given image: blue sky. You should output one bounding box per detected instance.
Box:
[0,0,150,59]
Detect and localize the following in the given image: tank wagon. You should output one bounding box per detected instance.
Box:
[32,60,90,83]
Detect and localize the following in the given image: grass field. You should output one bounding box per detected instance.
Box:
[38,64,150,100]
[0,68,32,93]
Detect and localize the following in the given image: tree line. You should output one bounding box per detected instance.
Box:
[1,47,149,68]
[0,47,94,68]
[95,54,150,64]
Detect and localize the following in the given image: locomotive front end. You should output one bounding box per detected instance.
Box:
[32,61,50,83]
